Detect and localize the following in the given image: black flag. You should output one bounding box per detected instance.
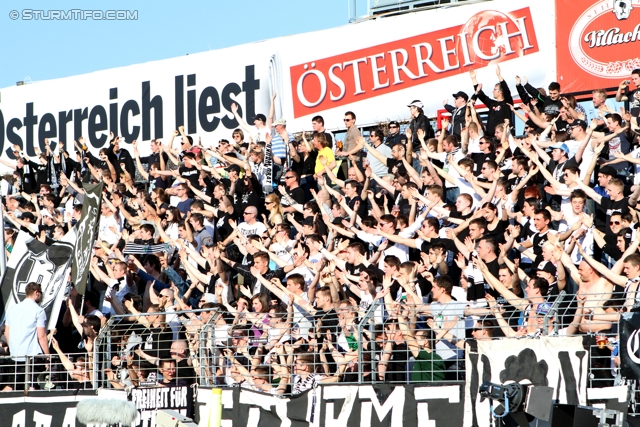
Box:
[71,182,103,294]
[619,311,640,379]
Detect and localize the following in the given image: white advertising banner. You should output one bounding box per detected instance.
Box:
[0,0,556,162]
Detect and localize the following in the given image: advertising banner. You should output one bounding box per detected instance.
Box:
[555,0,640,93]
[0,0,557,165]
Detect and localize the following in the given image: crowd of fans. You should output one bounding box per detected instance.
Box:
[0,67,639,394]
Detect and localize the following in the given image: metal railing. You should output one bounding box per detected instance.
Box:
[5,290,639,414]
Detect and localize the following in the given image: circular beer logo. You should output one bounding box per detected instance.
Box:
[569,0,640,79]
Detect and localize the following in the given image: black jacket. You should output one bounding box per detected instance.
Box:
[444,103,467,139]
[473,80,514,137]
[408,113,434,152]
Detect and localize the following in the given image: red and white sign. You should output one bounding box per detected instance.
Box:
[289,7,539,118]
[557,0,640,93]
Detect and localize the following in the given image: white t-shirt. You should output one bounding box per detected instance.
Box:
[237,221,267,238]
[430,299,466,360]
[98,214,122,245]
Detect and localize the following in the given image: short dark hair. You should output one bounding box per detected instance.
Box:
[140,223,155,235]
[83,315,101,334]
[604,113,623,126]
[533,208,551,222]
[370,128,384,139]
[548,82,561,92]
[530,277,550,296]
[348,241,366,255]
[345,111,356,120]
[142,254,161,272]
[434,276,453,295]
[312,115,325,125]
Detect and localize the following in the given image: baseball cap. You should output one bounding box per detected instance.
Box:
[536,302,552,316]
[599,165,617,177]
[569,119,587,130]
[549,142,570,154]
[537,260,557,276]
[253,113,267,123]
[407,100,423,108]
[452,91,469,102]
[272,119,286,126]
[302,217,315,227]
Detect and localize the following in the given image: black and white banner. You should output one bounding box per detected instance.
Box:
[0,230,73,329]
[620,311,640,379]
[70,182,103,294]
[0,383,634,427]
[197,384,464,427]
[0,390,96,427]
[465,337,588,427]
[131,385,194,427]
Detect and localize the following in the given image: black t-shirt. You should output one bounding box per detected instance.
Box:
[485,220,509,245]
[626,87,640,117]
[149,175,168,191]
[291,151,318,177]
[468,257,500,301]
[284,187,306,223]
[140,326,173,360]
[596,197,629,234]
[384,158,407,175]
[179,165,200,188]
[469,152,496,176]
[347,196,368,219]
[176,358,196,385]
[315,309,340,342]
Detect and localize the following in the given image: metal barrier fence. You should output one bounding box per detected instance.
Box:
[4,290,637,412]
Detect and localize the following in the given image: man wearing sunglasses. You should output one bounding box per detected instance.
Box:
[384,121,406,148]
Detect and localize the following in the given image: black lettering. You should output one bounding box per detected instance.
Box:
[120,100,140,142]
[58,110,73,147]
[187,74,197,134]
[88,105,108,148]
[6,117,23,158]
[142,81,163,141]
[38,113,57,152]
[242,65,260,121]
[73,107,88,142]
[110,87,119,136]
[221,83,241,129]
[175,75,184,130]
[23,102,38,156]
[198,86,220,132]
[0,109,5,157]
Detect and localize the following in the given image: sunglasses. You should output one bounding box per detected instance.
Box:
[284,176,295,179]
[344,118,352,122]
[610,220,621,226]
